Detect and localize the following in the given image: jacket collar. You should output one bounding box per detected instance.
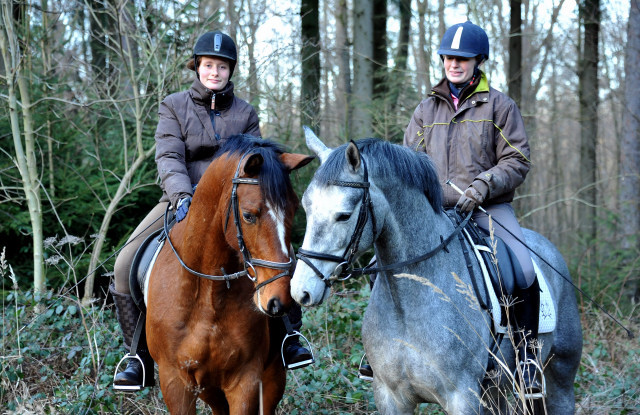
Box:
[189,79,235,110]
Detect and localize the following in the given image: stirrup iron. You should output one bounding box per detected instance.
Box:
[513,358,546,399]
[281,330,315,370]
[358,353,373,381]
[113,353,147,391]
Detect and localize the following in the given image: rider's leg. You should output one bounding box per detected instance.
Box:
[112,202,167,389]
[472,203,535,285]
[473,203,542,395]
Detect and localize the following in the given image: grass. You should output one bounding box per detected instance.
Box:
[1,253,638,414]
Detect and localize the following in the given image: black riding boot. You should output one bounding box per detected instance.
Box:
[110,284,154,390]
[281,304,314,369]
[513,278,543,398]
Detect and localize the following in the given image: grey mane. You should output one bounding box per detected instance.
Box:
[313,138,443,213]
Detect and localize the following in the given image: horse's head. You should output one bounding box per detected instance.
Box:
[190,136,313,316]
[291,128,383,306]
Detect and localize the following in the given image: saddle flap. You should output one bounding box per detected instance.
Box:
[129,228,166,312]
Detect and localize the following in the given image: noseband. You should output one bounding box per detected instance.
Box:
[165,152,293,291]
[296,158,377,286]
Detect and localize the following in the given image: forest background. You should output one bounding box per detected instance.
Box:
[1,0,638,413]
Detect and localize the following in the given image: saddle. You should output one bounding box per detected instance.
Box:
[445,211,556,335]
[129,223,172,312]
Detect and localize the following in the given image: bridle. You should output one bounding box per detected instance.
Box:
[296,157,377,286]
[164,152,293,291]
[296,155,472,287]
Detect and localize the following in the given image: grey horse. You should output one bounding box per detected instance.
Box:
[291,129,582,414]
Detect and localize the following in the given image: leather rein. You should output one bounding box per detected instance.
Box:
[164,153,293,291]
[296,156,472,287]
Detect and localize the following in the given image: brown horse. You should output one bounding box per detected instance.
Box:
[146,135,313,414]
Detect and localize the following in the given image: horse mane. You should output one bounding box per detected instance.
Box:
[215,134,294,211]
[314,138,443,213]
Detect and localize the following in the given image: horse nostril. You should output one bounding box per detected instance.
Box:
[268,298,283,316]
[300,292,312,306]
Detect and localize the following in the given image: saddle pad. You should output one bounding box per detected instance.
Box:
[467,232,557,334]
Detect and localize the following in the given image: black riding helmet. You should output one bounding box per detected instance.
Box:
[191,31,238,79]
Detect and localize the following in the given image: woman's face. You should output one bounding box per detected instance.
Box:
[443,55,476,84]
[198,56,231,91]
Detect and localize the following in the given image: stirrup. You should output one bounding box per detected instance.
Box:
[280,330,315,370]
[113,353,146,391]
[358,354,373,381]
[513,359,546,399]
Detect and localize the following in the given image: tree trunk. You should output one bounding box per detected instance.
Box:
[578,0,600,245]
[508,0,522,107]
[372,0,387,98]
[619,0,640,300]
[352,0,373,138]
[0,3,45,294]
[335,0,351,139]
[301,0,320,131]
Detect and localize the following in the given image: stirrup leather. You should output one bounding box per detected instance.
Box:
[113,353,147,391]
[513,358,546,399]
[280,331,315,370]
[358,353,373,381]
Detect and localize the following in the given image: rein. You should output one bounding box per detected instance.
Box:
[164,153,292,291]
[296,156,472,286]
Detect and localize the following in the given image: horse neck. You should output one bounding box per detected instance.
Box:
[374,184,451,264]
[178,158,244,281]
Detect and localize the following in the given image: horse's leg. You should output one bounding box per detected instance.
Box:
[259,360,287,414]
[157,364,197,415]
[224,374,260,415]
[540,352,580,414]
[372,381,416,415]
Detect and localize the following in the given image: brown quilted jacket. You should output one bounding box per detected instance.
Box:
[403,72,530,208]
[155,78,261,206]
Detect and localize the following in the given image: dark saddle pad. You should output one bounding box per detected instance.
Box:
[129,226,170,312]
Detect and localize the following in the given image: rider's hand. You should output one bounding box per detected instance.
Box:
[456,181,488,213]
[175,196,192,222]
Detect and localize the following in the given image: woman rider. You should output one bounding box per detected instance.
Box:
[403,21,542,397]
[110,30,312,390]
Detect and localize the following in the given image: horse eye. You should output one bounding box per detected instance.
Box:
[335,212,351,222]
[243,212,257,224]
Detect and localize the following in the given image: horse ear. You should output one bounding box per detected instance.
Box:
[280,153,315,172]
[345,140,361,172]
[243,153,264,177]
[304,126,331,164]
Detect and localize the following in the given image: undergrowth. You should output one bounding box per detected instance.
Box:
[1,251,638,414]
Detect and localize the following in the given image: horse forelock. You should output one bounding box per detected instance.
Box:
[314,138,443,212]
[215,135,296,213]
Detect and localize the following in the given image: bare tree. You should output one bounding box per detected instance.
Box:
[352,0,373,138]
[335,0,352,139]
[578,0,600,245]
[508,0,522,106]
[301,0,320,131]
[0,1,44,293]
[619,0,640,300]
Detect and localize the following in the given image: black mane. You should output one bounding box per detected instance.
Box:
[216,135,293,211]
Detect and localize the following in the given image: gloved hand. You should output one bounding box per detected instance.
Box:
[455,181,488,213]
[175,196,192,222]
